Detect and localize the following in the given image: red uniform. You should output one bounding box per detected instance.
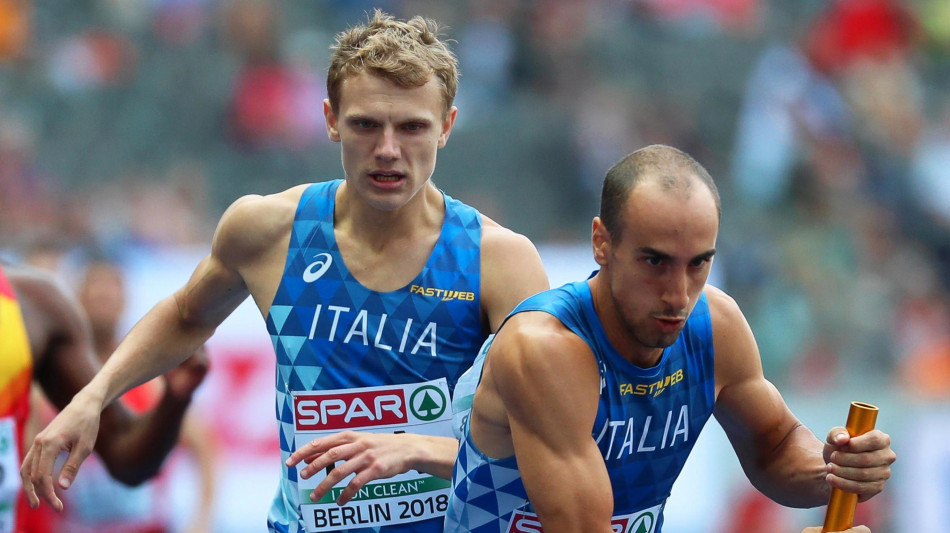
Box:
[0,266,35,533]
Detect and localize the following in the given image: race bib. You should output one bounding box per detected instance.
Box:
[292,379,454,532]
[506,503,664,533]
[0,417,20,533]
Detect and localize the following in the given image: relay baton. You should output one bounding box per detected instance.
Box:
[821,401,879,533]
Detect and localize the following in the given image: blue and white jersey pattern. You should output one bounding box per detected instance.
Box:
[266,180,486,533]
[445,279,717,533]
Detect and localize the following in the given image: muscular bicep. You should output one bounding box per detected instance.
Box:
[709,287,804,470]
[492,319,613,532]
[715,377,803,468]
[168,187,299,327]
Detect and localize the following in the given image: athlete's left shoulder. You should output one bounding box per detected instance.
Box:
[702,284,758,355]
[701,284,741,316]
[480,216,540,256]
[478,216,550,331]
[479,216,548,286]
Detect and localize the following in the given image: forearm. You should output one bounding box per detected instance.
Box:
[749,423,829,508]
[89,297,215,483]
[532,491,613,533]
[522,456,614,533]
[84,296,214,409]
[405,435,459,480]
[98,390,194,485]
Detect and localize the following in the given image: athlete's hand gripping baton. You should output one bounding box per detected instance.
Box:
[821,402,879,533]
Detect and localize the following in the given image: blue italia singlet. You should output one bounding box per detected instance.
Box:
[445,278,717,533]
[267,180,487,533]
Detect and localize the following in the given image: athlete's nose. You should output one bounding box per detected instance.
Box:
[375,126,401,161]
[661,269,690,312]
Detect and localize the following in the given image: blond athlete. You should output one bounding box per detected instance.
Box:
[21,11,548,533]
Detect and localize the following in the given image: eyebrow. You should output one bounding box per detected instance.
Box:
[346,113,433,125]
[638,247,717,262]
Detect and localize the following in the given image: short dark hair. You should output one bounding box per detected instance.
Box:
[599,144,721,242]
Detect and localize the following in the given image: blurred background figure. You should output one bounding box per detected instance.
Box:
[56,257,217,533]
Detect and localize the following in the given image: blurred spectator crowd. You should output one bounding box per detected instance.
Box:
[1,0,949,397]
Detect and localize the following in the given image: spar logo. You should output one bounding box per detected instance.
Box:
[625,510,656,533]
[409,384,447,421]
[294,389,407,430]
[506,509,657,533]
[293,384,449,431]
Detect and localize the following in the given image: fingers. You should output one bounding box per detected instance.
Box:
[300,444,358,480]
[826,426,850,447]
[803,527,870,533]
[286,435,336,468]
[22,437,63,511]
[57,442,93,491]
[287,431,361,469]
[20,429,95,512]
[825,471,888,499]
[19,446,39,509]
[290,432,416,506]
[35,438,66,511]
[840,430,893,454]
[824,430,896,500]
[309,452,372,505]
[332,471,376,506]
[826,430,895,469]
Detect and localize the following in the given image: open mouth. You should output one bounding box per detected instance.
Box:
[370,171,405,182]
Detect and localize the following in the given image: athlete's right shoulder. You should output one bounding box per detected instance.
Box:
[212,184,311,266]
[489,311,600,417]
[492,311,586,374]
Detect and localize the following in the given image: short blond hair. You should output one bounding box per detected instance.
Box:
[327,9,459,116]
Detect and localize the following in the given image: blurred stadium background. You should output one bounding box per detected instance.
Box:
[1,0,948,531]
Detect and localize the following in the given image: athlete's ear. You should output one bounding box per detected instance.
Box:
[438,106,458,148]
[592,217,610,267]
[324,99,341,142]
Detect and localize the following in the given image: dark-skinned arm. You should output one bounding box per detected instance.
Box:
[13,265,207,509]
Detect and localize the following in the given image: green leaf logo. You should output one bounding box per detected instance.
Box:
[409,385,447,421]
[630,511,654,533]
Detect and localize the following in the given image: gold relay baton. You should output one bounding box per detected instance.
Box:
[821,402,879,533]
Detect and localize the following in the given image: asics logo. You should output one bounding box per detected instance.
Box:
[303,253,333,283]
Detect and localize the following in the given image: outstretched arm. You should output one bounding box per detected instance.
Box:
[709,287,895,508]
[12,267,208,509]
[19,195,274,510]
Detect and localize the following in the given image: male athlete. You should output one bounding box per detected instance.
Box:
[444,145,895,532]
[21,10,548,533]
[2,262,206,532]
